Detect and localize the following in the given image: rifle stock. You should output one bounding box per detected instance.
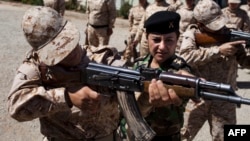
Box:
[143,81,195,97]
[194,30,250,47]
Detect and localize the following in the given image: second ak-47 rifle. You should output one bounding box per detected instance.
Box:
[195,29,250,47]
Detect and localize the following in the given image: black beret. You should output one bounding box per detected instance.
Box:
[144,11,180,34]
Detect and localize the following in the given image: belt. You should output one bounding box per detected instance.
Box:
[151,132,181,141]
[88,24,109,28]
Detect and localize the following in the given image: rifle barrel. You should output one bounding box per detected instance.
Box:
[200,91,250,105]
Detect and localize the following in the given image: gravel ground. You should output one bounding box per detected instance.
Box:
[0,1,250,141]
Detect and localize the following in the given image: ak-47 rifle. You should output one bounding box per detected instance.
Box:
[81,63,250,140]
[195,29,250,48]
[43,62,250,141]
[83,62,250,106]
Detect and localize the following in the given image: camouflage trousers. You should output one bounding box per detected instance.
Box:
[43,0,65,16]
[87,25,110,47]
[123,33,136,61]
[139,33,149,57]
[181,99,236,141]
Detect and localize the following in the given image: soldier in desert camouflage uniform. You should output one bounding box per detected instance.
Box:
[122,0,149,64]
[7,6,121,141]
[176,0,196,54]
[120,11,193,141]
[240,0,250,18]
[240,0,250,54]
[8,6,181,141]
[179,0,250,140]
[85,0,116,47]
[43,0,65,16]
[222,0,250,32]
[133,0,182,57]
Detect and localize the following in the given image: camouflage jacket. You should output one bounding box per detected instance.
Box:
[240,4,250,19]
[86,0,116,28]
[8,45,124,140]
[179,24,250,89]
[222,7,250,32]
[176,4,196,34]
[133,54,191,136]
[128,3,149,35]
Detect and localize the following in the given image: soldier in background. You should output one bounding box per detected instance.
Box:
[179,0,250,140]
[223,0,250,55]
[85,0,116,47]
[240,0,250,18]
[122,0,149,64]
[132,0,182,57]
[222,0,250,32]
[240,0,250,54]
[176,0,196,54]
[43,0,65,16]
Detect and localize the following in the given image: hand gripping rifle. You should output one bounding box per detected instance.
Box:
[195,29,250,48]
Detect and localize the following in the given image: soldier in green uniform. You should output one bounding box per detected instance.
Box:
[120,11,194,141]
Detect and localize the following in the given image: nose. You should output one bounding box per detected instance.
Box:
[159,40,167,50]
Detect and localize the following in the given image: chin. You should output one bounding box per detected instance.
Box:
[155,58,164,63]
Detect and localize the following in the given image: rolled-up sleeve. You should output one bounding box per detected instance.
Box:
[180,27,221,67]
[8,62,70,122]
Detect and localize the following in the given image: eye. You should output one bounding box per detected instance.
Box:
[165,38,176,43]
[153,38,161,43]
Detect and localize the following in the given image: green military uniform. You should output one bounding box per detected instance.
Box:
[133,54,191,140]
[119,54,192,141]
[119,10,193,141]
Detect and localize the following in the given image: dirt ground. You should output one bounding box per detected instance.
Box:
[0,1,250,141]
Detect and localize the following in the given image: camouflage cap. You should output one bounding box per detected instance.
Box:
[228,0,241,3]
[22,6,80,66]
[193,0,228,31]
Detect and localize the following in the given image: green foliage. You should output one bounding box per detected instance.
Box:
[119,2,132,19]
[78,5,86,13]
[21,0,43,5]
[65,0,86,13]
[65,0,77,10]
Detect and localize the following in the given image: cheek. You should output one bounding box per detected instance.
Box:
[148,42,158,53]
[166,40,177,50]
[148,41,157,51]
